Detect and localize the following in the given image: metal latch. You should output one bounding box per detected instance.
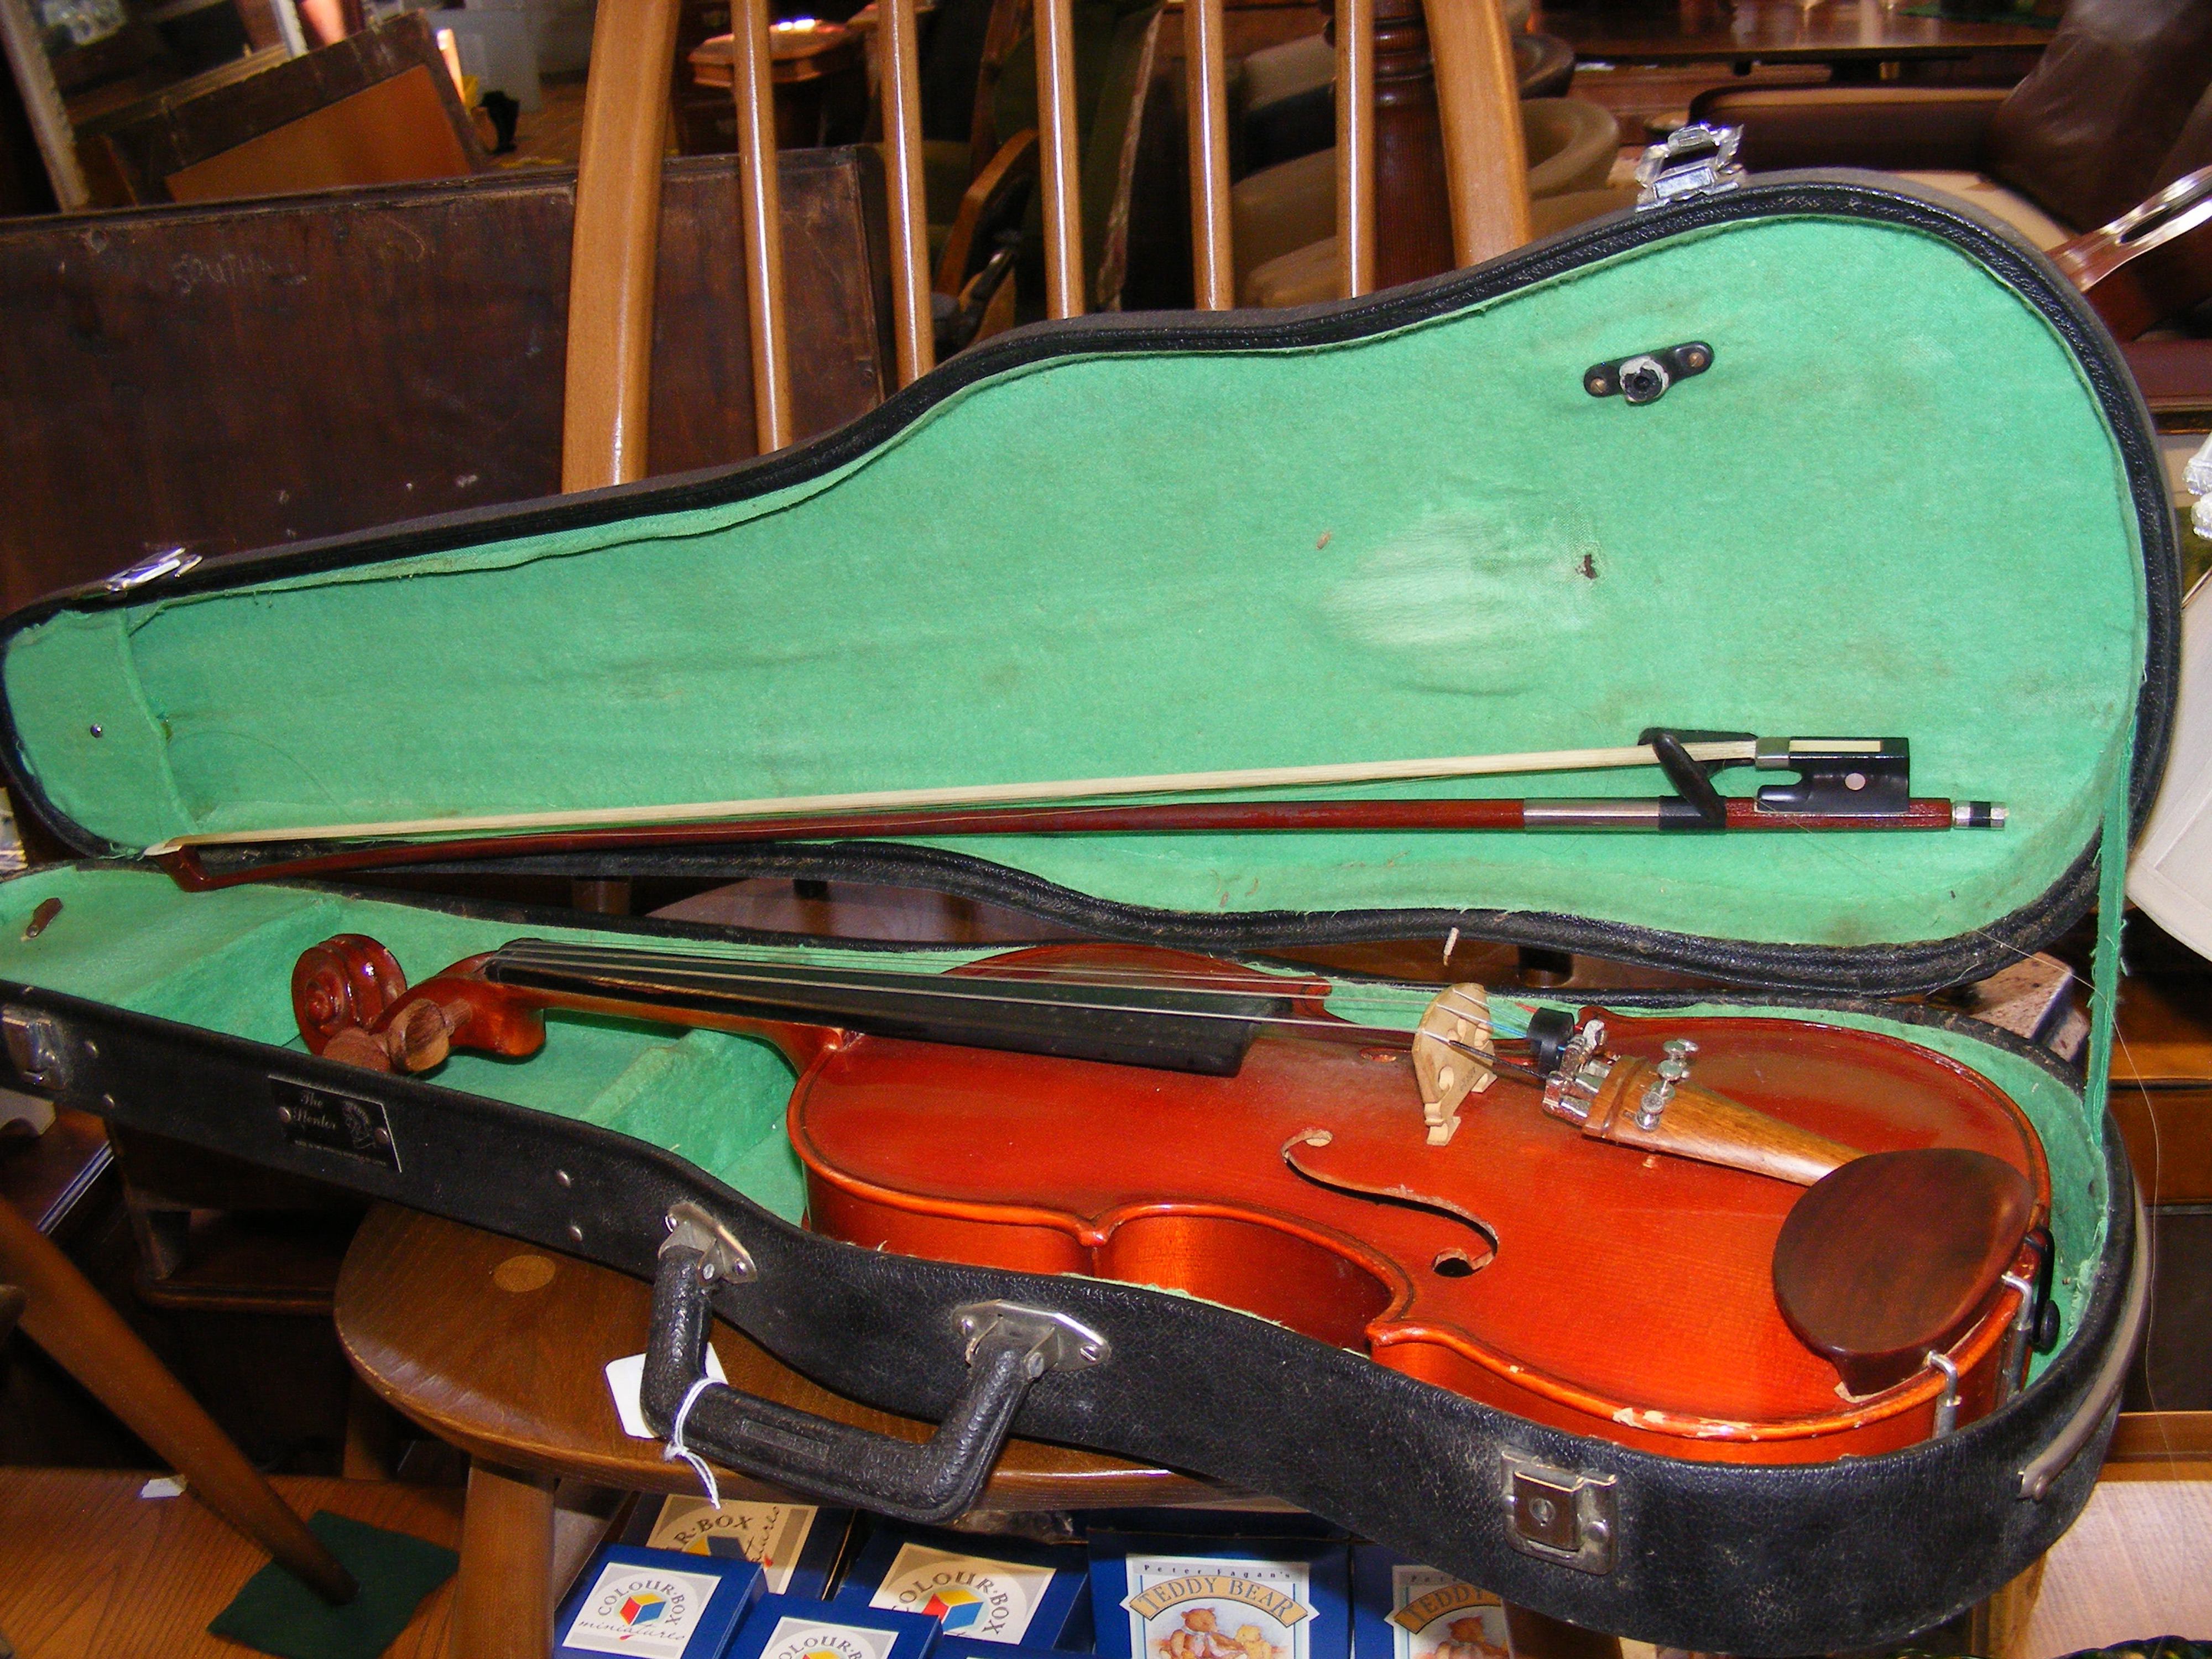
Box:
[1,1005,68,1090]
[1502,1450,1618,1574]
[1635,123,1746,208]
[103,546,202,593]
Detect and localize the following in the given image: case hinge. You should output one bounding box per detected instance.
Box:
[1502,1450,1618,1574]
[2,1005,69,1091]
[102,547,202,593]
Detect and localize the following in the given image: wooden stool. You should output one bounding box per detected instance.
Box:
[336,1202,1224,1659]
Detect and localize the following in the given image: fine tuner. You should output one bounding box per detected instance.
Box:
[1411,990,1858,1186]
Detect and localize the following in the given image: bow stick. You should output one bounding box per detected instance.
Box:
[149,729,2005,893]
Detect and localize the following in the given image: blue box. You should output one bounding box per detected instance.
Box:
[728,1592,944,1659]
[556,1544,766,1659]
[622,1498,855,1599]
[939,1639,1084,1659]
[1349,1548,1509,1659]
[834,1523,1090,1648]
[1088,1535,1350,1659]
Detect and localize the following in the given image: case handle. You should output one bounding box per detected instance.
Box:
[641,1208,1107,1523]
[2018,1186,2148,1500]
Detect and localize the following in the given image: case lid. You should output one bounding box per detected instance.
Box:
[0,179,2176,992]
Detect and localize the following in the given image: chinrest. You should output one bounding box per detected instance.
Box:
[1771,1147,2036,1396]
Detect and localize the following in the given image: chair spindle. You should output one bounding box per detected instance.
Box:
[731,0,795,449]
[879,0,937,381]
[562,0,685,486]
[1426,0,1531,266]
[1185,0,1234,308]
[1335,0,1378,298]
[1034,0,1086,317]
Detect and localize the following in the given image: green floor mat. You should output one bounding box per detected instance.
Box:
[207,1510,457,1659]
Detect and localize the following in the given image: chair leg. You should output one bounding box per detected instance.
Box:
[1502,1606,1623,1659]
[450,1460,555,1659]
[0,1194,357,1604]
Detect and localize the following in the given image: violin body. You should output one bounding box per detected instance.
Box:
[787,947,2047,1463]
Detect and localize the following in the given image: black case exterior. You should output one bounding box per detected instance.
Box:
[0,964,2140,1655]
[0,175,2169,1652]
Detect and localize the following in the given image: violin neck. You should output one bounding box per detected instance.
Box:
[481,940,1280,1076]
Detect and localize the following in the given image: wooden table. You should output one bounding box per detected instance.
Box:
[1533,0,2051,70]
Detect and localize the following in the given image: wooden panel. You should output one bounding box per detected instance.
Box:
[2018,1475,2212,1659]
[165,65,474,203]
[2108,1086,2212,1203]
[75,14,483,205]
[0,1468,459,1658]
[2111,973,2212,1202]
[0,148,891,613]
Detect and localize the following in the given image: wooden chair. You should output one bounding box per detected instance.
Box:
[0,1165,357,1606]
[679,0,1532,443]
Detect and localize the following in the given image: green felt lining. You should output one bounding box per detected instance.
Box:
[1,212,2145,954]
[0,863,2107,1373]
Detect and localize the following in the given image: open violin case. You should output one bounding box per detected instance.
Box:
[0,173,2176,1653]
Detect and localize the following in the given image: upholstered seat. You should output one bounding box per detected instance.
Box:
[1234,95,1622,306]
[1691,0,2212,302]
[1238,12,1574,172]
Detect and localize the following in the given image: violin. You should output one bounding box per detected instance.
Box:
[293,933,2050,1463]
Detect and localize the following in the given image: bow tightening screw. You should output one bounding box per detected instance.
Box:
[1636,1039,1697,1131]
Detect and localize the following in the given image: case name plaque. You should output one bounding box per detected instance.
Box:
[271,1077,400,1170]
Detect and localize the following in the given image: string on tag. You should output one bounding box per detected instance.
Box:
[662,1375,722,1508]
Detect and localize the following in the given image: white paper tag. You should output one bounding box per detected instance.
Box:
[563,1559,729,1657]
[606,1348,728,1441]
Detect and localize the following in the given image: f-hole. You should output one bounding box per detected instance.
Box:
[1281,1130,1498,1274]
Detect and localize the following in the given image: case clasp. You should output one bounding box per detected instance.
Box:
[1635,123,1745,207]
[1502,1450,1618,1574]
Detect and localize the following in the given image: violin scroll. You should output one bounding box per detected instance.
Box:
[293,935,408,1058]
[294,937,545,1073]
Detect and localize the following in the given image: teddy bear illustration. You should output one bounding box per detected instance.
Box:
[1157,1606,1285,1659]
[1425,1616,1508,1659]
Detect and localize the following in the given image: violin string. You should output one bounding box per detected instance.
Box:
[494,936,1355,993]
[487,944,1531,1043]
[493,938,1491,1014]
[493,965,1519,1045]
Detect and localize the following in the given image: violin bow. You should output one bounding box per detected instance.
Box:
[150,728,2005,892]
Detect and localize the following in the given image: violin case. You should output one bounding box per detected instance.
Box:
[0,173,2173,1653]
